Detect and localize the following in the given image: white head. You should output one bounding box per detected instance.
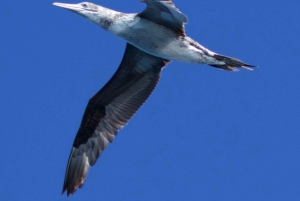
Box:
[53,2,108,26]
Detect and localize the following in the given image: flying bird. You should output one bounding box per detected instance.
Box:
[53,0,255,196]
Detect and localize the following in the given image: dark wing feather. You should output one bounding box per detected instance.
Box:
[139,0,188,36]
[62,43,170,196]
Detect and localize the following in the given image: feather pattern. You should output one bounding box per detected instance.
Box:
[62,43,170,196]
[139,0,187,36]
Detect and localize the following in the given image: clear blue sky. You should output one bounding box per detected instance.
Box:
[1,0,299,200]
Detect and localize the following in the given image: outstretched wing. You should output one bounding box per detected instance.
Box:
[138,0,188,36]
[62,43,170,196]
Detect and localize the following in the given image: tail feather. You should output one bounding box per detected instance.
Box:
[209,54,256,71]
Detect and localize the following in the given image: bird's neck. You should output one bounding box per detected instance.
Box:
[91,6,124,30]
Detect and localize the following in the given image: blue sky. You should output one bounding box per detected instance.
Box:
[1,0,299,200]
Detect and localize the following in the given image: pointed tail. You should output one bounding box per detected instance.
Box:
[209,54,256,71]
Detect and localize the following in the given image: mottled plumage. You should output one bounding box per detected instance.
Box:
[53,0,255,196]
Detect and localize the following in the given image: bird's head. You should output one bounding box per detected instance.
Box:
[53,2,99,22]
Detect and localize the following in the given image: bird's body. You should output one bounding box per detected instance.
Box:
[108,14,218,64]
[53,0,255,196]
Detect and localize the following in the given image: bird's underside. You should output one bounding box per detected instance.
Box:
[53,0,255,196]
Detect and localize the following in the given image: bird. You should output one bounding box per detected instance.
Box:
[53,0,255,196]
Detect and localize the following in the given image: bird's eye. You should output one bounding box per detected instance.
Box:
[82,3,87,8]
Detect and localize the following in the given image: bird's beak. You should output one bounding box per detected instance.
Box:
[53,2,84,12]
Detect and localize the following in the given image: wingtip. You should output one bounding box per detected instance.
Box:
[61,184,70,197]
[61,186,67,195]
[61,185,77,197]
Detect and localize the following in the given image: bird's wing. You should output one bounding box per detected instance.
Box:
[62,43,170,196]
[138,0,188,36]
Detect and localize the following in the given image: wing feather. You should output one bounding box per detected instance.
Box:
[62,43,170,196]
[139,0,187,36]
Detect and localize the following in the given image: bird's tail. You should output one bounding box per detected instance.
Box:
[209,54,256,71]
